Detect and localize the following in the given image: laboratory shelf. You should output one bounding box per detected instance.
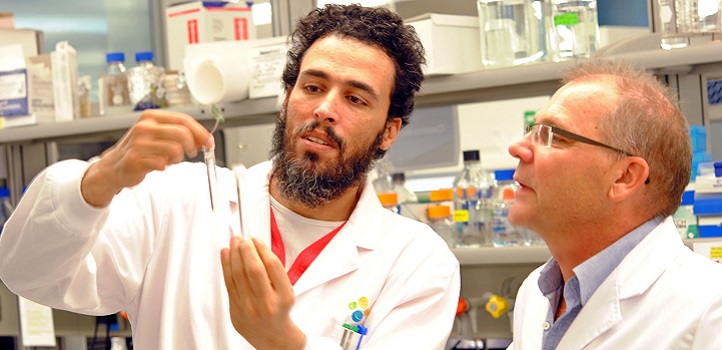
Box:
[2,38,722,145]
[0,95,280,144]
[453,237,722,267]
[417,37,722,108]
[453,245,551,266]
[683,237,722,249]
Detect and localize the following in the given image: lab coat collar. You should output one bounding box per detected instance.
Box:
[235,161,386,296]
[557,217,685,349]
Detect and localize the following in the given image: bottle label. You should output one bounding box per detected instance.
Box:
[457,187,476,199]
[554,13,579,26]
[453,209,469,223]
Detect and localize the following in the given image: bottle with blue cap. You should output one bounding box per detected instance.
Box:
[127,51,167,110]
[103,52,130,110]
[491,169,543,246]
[491,169,522,247]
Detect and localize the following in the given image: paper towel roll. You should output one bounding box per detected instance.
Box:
[184,48,250,105]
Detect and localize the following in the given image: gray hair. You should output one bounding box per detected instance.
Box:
[562,58,691,219]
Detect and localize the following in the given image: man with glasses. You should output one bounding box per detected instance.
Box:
[507,59,722,349]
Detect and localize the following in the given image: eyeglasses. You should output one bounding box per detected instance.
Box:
[524,123,650,184]
[524,123,636,157]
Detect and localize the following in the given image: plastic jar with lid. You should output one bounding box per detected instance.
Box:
[428,205,455,247]
[377,192,400,214]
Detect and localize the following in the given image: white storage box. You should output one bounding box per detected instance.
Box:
[406,13,483,76]
[165,1,256,71]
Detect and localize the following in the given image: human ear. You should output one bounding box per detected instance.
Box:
[608,157,650,202]
[380,118,402,151]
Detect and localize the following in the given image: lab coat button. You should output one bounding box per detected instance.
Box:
[542,321,551,330]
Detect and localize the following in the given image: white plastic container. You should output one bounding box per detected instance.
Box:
[406,13,484,75]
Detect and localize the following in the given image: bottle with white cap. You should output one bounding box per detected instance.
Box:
[452,150,495,247]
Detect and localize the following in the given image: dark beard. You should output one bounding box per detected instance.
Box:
[269,108,385,208]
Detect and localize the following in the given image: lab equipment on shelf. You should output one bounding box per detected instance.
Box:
[453,150,496,247]
[547,0,600,60]
[100,52,130,114]
[428,204,456,247]
[127,51,167,111]
[477,0,545,67]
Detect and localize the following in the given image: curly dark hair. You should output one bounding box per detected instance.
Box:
[281,4,426,128]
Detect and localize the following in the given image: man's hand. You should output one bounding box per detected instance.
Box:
[221,236,307,350]
[81,109,212,207]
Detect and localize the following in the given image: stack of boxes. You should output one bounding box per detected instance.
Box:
[675,126,714,239]
[683,125,722,238]
[694,162,722,237]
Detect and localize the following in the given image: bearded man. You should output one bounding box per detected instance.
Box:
[0,4,460,350]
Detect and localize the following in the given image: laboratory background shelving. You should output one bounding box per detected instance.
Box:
[2,36,722,269]
[3,36,722,145]
[3,34,722,343]
[453,238,722,266]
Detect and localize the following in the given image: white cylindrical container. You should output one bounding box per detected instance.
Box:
[185,57,250,105]
[477,0,546,67]
[548,0,600,61]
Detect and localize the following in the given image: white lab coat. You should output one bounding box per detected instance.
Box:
[0,160,460,349]
[509,218,722,349]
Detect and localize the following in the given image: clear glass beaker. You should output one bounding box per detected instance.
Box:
[658,0,722,49]
[547,0,600,61]
[477,0,546,67]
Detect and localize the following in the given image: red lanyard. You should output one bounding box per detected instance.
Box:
[270,208,347,285]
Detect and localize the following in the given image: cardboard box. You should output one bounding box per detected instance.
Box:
[694,186,722,237]
[51,41,79,122]
[698,215,722,238]
[27,55,56,123]
[0,28,42,57]
[0,13,14,29]
[165,1,256,71]
[406,13,483,76]
[0,44,33,128]
[246,36,287,99]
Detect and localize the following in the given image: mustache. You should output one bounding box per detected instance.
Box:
[294,121,345,151]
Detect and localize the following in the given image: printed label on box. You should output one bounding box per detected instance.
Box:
[0,68,29,116]
[248,43,287,99]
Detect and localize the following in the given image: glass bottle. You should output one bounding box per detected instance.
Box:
[657,0,722,49]
[492,169,522,247]
[428,204,456,247]
[371,157,395,195]
[391,173,418,204]
[477,0,545,67]
[127,51,167,110]
[548,0,599,61]
[453,150,495,247]
[103,52,130,109]
[378,192,400,214]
